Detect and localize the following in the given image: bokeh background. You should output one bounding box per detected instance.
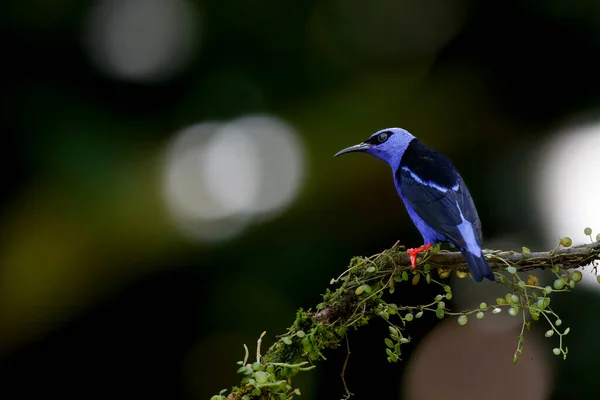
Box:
[1,0,600,399]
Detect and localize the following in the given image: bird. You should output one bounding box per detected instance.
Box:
[334,127,494,282]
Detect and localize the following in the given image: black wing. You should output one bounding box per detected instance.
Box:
[397,140,482,248]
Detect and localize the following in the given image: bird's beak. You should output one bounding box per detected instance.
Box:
[334,142,372,157]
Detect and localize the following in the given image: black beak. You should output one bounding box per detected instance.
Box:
[334,142,372,157]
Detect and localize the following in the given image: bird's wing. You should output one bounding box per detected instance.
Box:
[397,166,483,249]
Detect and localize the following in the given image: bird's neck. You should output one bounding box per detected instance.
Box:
[388,137,416,172]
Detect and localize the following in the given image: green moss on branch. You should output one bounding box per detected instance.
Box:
[212,239,600,400]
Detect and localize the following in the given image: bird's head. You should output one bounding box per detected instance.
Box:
[334,127,415,168]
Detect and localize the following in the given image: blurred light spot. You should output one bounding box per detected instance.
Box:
[224,116,304,219]
[84,0,200,82]
[535,121,600,289]
[404,318,552,400]
[163,115,305,242]
[203,126,260,215]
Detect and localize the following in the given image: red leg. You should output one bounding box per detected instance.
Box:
[407,243,432,269]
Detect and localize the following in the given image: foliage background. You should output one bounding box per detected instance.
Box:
[1,1,599,399]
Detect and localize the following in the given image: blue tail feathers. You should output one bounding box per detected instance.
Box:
[462,251,494,282]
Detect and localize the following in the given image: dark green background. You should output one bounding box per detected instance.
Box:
[1,0,599,399]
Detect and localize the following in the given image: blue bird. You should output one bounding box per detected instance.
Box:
[334,127,494,282]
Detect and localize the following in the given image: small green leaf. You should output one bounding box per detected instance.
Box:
[564,327,570,335]
[384,338,394,348]
[412,274,421,285]
[355,286,364,295]
[553,279,565,290]
[530,310,539,320]
[536,299,545,310]
[522,246,531,255]
[389,326,399,337]
[296,330,306,338]
[552,348,560,356]
[301,337,313,352]
[405,313,414,322]
[555,319,562,326]
[251,362,263,371]
[456,270,469,279]
[479,302,487,311]
[283,337,292,345]
[527,274,539,286]
[255,371,269,384]
[435,308,445,319]
[584,227,592,236]
[402,271,409,281]
[457,315,468,326]
[543,286,552,295]
[560,237,572,247]
[415,311,424,319]
[508,307,517,316]
[366,266,376,273]
[476,311,484,320]
[572,271,582,282]
[363,284,372,294]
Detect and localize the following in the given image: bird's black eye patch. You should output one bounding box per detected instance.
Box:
[365,130,393,145]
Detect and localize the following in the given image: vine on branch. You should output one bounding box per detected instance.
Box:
[211,229,600,400]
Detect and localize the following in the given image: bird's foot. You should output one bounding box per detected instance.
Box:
[407,243,432,269]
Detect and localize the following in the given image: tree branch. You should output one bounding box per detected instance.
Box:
[395,242,600,272]
[213,241,600,400]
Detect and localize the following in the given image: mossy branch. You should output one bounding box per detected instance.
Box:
[212,238,600,400]
[401,242,600,272]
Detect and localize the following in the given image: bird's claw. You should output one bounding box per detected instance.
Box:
[406,243,432,269]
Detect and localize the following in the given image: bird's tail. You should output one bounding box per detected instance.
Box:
[461,250,494,282]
